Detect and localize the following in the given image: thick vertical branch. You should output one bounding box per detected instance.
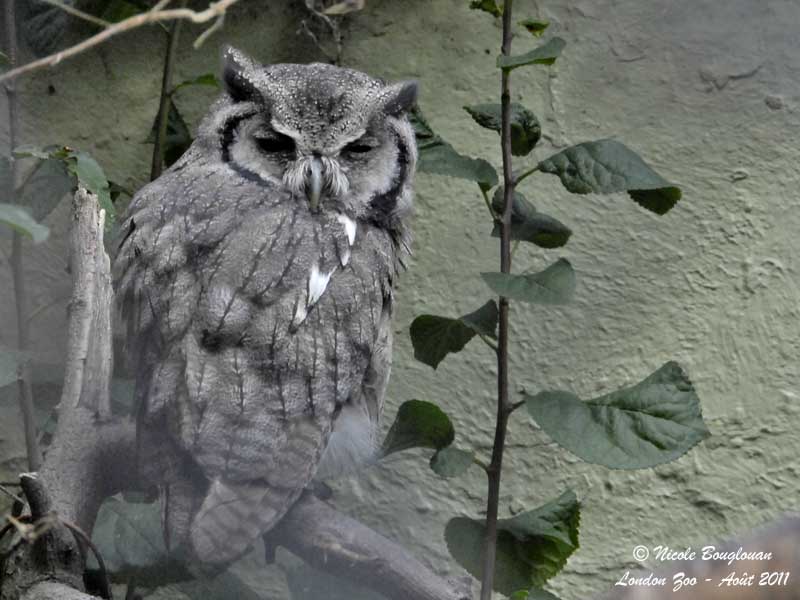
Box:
[150,0,187,181]
[481,1,515,598]
[4,0,43,472]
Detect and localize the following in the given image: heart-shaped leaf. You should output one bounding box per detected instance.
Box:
[410,300,498,369]
[445,491,580,595]
[482,259,575,304]
[497,37,566,70]
[491,188,571,248]
[538,139,682,215]
[464,104,542,156]
[411,107,498,191]
[526,361,709,469]
[380,400,455,457]
[430,447,474,478]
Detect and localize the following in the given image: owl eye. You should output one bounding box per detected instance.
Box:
[254,132,295,154]
[343,141,375,154]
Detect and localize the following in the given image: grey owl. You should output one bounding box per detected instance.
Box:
[113,46,417,565]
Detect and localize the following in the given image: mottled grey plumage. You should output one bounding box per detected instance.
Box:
[113,46,417,565]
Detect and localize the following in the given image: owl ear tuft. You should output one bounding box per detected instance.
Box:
[382,80,418,116]
[221,45,260,102]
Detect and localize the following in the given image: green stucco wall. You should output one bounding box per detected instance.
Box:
[1,1,798,598]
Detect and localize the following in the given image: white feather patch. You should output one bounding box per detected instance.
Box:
[292,302,308,328]
[307,262,334,307]
[336,213,357,246]
[340,246,351,267]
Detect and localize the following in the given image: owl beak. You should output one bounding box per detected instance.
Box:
[307,156,324,213]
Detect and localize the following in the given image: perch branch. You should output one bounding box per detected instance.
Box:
[0,0,241,84]
[274,492,472,600]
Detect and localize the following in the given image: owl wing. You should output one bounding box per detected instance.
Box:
[114,161,395,564]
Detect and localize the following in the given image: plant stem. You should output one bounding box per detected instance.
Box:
[150,0,187,181]
[514,163,539,185]
[480,1,515,598]
[4,0,43,472]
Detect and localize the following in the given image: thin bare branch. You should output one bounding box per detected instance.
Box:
[40,0,111,28]
[0,0,241,84]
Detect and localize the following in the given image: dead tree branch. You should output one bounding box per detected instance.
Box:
[0,0,241,84]
[274,492,472,600]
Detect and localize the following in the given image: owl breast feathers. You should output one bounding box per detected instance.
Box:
[113,46,418,565]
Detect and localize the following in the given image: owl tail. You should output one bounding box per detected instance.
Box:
[189,478,302,565]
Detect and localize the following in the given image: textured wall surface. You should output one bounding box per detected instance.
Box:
[1,1,799,598]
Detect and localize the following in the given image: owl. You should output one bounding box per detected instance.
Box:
[113,46,418,565]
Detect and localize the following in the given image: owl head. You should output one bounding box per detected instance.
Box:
[197,46,418,235]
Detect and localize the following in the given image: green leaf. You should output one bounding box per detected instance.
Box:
[18,157,74,221]
[172,73,219,94]
[519,19,550,37]
[147,99,193,170]
[67,151,115,225]
[526,362,710,469]
[490,188,571,248]
[497,37,566,70]
[12,145,52,160]
[91,498,189,584]
[469,0,502,17]
[380,400,455,456]
[482,258,575,304]
[0,203,49,243]
[410,300,498,369]
[410,107,499,191]
[0,347,31,388]
[537,139,682,215]
[430,447,474,478]
[445,491,580,595]
[464,103,542,156]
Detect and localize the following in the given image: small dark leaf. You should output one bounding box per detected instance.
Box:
[464,103,542,156]
[410,300,498,369]
[0,203,49,243]
[410,107,499,191]
[519,19,550,37]
[497,37,566,70]
[147,99,193,169]
[430,447,474,478]
[490,188,571,248]
[172,73,220,94]
[445,491,580,595]
[526,362,710,469]
[469,0,502,17]
[538,139,682,214]
[482,258,575,304]
[380,400,455,456]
